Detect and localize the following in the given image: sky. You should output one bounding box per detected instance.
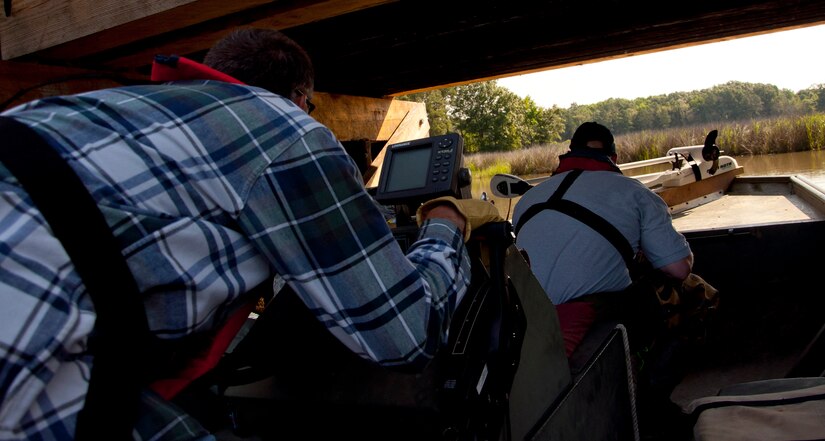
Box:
[497,23,825,109]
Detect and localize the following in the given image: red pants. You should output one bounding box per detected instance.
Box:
[556,301,597,357]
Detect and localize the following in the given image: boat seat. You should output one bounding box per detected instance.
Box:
[527,324,640,441]
[503,242,640,440]
[568,317,623,378]
[682,323,825,440]
[687,377,825,441]
[717,376,825,395]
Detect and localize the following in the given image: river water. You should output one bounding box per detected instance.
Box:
[734,150,825,187]
[473,150,825,219]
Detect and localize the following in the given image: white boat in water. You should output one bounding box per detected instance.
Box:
[621,144,743,215]
[509,130,747,217]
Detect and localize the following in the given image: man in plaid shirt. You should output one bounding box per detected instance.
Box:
[0,28,495,440]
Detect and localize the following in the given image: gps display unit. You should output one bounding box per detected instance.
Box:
[374,133,467,206]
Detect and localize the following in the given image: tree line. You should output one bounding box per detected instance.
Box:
[399,81,825,153]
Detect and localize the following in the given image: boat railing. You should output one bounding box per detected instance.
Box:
[522,146,739,190]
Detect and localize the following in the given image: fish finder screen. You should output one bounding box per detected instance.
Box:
[384,147,432,193]
[374,133,463,206]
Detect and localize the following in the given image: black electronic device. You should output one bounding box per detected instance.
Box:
[374,133,468,206]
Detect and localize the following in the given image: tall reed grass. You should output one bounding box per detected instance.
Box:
[465,114,825,176]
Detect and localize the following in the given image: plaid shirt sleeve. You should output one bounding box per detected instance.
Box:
[240,126,471,368]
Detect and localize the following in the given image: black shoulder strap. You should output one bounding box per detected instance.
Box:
[514,169,583,236]
[514,169,635,271]
[0,116,149,439]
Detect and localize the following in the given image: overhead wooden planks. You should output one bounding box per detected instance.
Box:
[93,0,396,71]
[0,0,249,60]
[0,0,396,67]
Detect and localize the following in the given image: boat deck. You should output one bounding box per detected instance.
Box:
[671,175,825,233]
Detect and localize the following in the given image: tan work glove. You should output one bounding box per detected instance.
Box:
[416,196,503,242]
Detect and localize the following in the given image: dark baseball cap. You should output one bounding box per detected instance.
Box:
[570,121,615,155]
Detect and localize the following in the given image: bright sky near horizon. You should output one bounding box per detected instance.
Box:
[497,23,825,109]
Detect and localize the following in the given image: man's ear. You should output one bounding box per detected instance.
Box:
[292,94,307,113]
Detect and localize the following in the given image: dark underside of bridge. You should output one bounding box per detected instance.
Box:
[9,0,825,98]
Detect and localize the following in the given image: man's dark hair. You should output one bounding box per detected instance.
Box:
[570,121,616,155]
[203,28,314,99]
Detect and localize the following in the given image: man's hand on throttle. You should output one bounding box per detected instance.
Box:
[417,196,503,241]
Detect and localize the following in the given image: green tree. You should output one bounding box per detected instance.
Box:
[538,106,566,145]
[666,93,693,127]
[520,96,543,145]
[700,82,765,121]
[563,103,596,139]
[594,98,636,133]
[798,85,825,113]
[520,97,565,146]
[450,81,523,152]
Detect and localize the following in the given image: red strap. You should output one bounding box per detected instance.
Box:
[149,300,255,400]
[150,55,245,85]
[148,55,255,400]
[555,156,620,174]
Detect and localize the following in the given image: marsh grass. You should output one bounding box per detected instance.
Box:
[468,144,568,179]
[465,114,825,175]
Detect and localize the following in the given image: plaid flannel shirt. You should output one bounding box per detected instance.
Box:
[0,81,470,439]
